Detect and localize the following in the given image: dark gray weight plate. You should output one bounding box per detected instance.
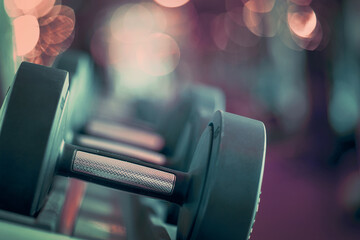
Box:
[178,111,266,240]
[0,62,69,216]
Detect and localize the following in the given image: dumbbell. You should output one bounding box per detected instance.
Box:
[0,62,266,240]
[55,51,226,170]
[54,51,225,223]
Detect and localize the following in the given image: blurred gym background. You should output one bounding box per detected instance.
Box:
[0,0,360,239]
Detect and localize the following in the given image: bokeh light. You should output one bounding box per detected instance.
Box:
[89,3,183,98]
[4,0,75,66]
[136,33,180,76]
[111,4,154,43]
[286,5,323,50]
[144,3,167,32]
[103,3,182,77]
[4,0,23,18]
[40,5,75,45]
[287,5,317,38]
[13,15,40,56]
[243,4,278,37]
[153,0,190,8]
[5,0,56,18]
[27,0,56,18]
[41,30,75,57]
[14,0,42,11]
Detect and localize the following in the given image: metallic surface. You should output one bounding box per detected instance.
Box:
[73,151,176,195]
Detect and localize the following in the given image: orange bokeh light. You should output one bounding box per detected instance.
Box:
[5,0,75,66]
[13,15,40,56]
[40,5,75,45]
[153,0,190,8]
[287,5,323,50]
[287,6,317,38]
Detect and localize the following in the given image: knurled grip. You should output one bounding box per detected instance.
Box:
[72,151,176,195]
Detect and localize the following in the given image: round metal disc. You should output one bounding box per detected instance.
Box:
[177,110,266,240]
[0,62,69,216]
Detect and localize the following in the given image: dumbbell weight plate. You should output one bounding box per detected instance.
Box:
[0,62,69,216]
[177,111,266,240]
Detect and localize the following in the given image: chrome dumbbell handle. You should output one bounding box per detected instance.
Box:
[73,151,175,195]
[58,143,190,205]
